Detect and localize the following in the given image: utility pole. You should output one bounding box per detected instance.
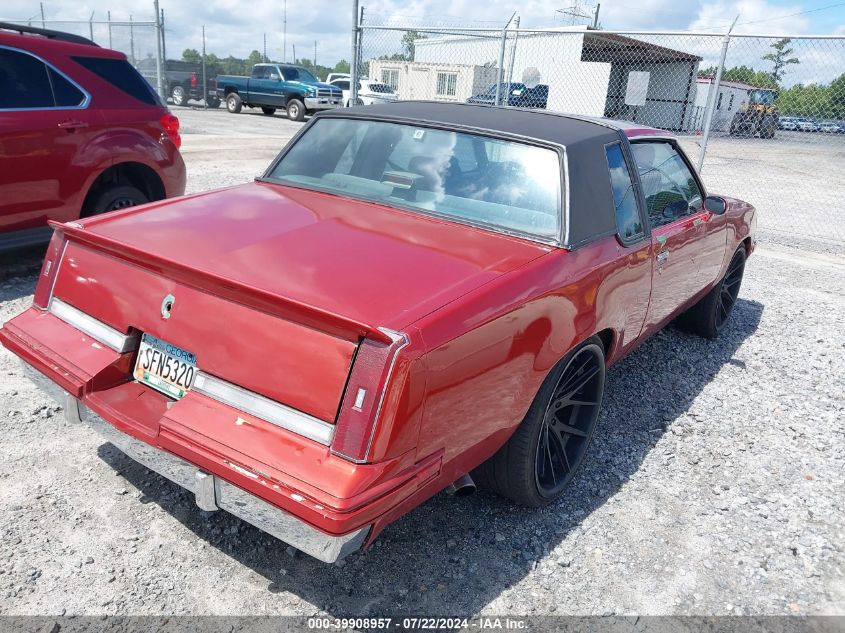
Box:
[107,10,112,48]
[283,0,287,63]
[160,8,167,61]
[129,14,135,65]
[88,11,94,42]
[153,0,164,97]
[556,2,592,26]
[350,0,359,104]
[263,33,267,62]
[202,25,207,109]
[292,43,296,64]
[314,40,317,70]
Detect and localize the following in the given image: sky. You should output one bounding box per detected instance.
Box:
[2,0,844,71]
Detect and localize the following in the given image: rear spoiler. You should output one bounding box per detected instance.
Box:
[51,222,393,345]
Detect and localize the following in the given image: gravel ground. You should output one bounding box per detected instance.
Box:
[0,108,843,617]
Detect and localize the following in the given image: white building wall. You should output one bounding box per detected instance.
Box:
[414,30,611,117]
[369,60,497,102]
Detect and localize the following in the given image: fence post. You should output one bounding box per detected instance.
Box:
[697,16,737,173]
[506,16,520,87]
[494,27,508,106]
[202,25,207,109]
[107,11,112,49]
[153,0,164,99]
[350,0,360,104]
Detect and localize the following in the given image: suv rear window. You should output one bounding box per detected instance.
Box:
[72,56,161,105]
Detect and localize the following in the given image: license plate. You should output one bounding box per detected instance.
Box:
[133,333,197,399]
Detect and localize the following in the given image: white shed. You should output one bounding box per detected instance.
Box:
[407,27,702,131]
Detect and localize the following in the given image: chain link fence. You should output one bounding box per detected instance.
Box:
[357,23,845,246]
[4,18,164,98]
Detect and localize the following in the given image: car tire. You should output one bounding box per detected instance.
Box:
[171,85,187,107]
[226,92,242,114]
[206,97,221,108]
[472,337,606,507]
[261,107,276,116]
[83,185,148,217]
[286,99,305,122]
[677,247,746,340]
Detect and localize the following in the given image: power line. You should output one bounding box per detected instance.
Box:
[736,1,845,26]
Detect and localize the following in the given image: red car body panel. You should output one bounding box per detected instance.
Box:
[0,30,185,238]
[0,109,757,557]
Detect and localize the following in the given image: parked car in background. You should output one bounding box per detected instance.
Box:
[329,78,398,106]
[1,102,755,563]
[797,118,819,132]
[324,72,350,84]
[0,22,185,251]
[777,116,799,130]
[216,63,342,121]
[818,120,840,133]
[467,82,549,109]
[137,58,220,108]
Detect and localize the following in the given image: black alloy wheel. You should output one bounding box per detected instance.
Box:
[535,344,605,498]
[715,249,745,332]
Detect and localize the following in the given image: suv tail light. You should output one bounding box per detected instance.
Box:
[33,229,67,309]
[331,329,408,463]
[190,72,197,88]
[160,113,181,149]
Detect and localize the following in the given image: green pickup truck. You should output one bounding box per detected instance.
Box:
[216,63,343,121]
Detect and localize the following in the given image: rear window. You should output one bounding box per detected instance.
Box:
[267,118,562,241]
[72,56,161,105]
[0,48,53,108]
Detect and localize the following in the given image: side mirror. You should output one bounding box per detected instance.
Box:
[663,199,689,220]
[269,73,280,81]
[705,195,727,214]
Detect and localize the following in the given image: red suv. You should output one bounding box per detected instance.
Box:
[0,23,186,250]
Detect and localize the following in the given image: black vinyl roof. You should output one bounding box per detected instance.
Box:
[317,102,626,248]
[320,101,620,146]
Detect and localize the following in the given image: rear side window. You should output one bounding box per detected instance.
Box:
[72,56,160,105]
[0,48,53,108]
[47,67,85,107]
[605,143,643,241]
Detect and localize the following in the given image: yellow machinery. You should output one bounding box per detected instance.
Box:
[730,88,779,138]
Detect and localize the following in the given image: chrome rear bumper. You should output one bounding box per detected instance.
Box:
[22,363,368,563]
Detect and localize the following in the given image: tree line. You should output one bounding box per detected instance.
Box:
[698,38,845,120]
[180,48,351,81]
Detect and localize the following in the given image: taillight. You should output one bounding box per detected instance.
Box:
[190,72,197,87]
[160,112,181,149]
[331,329,408,463]
[33,229,67,309]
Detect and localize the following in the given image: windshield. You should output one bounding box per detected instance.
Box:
[267,118,562,241]
[282,66,318,82]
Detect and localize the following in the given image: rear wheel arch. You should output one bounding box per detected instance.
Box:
[81,162,165,217]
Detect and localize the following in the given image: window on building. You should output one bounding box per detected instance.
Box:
[717,92,723,110]
[436,72,458,97]
[381,69,399,91]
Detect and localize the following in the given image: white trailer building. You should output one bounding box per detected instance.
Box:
[692,76,757,132]
[403,27,701,131]
[369,60,498,103]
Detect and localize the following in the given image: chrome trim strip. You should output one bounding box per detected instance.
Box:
[48,298,139,353]
[192,371,335,445]
[0,45,92,111]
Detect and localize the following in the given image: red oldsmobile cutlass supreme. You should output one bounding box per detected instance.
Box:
[1,103,755,562]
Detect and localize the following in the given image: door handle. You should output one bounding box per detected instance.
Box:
[58,120,88,131]
[656,251,669,265]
